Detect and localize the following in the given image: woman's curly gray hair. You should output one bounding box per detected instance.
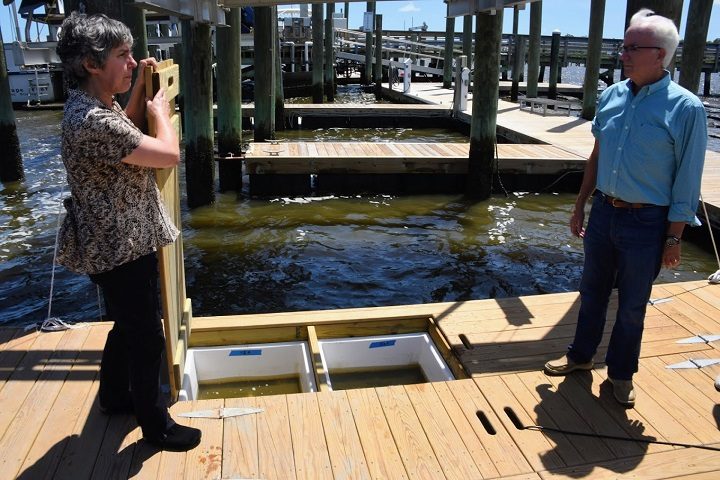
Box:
[56,12,134,87]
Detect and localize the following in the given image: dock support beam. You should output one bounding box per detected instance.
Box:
[467,10,503,200]
[0,26,22,182]
[526,0,541,98]
[254,7,276,141]
[183,21,215,207]
[217,8,243,192]
[582,0,605,120]
[510,35,526,102]
[442,6,455,89]
[325,3,335,101]
[548,30,560,100]
[462,15,472,66]
[364,2,375,84]
[312,4,324,102]
[123,2,148,65]
[274,6,285,128]
[374,14,383,95]
[679,0,712,94]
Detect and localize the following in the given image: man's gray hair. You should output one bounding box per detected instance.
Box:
[629,8,679,68]
[56,12,134,87]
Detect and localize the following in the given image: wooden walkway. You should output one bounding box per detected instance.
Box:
[244,142,584,175]
[4,280,720,479]
[389,81,720,227]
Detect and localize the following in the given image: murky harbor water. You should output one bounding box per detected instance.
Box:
[1,84,718,326]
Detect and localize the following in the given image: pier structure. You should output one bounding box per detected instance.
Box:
[4,2,720,478]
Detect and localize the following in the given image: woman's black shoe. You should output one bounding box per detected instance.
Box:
[147,424,202,452]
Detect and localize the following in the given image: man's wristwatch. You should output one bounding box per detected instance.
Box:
[665,235,681,247]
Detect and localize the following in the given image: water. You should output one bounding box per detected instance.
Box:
[1,85,719,326]
[198,374,302,399]
[328,364,427,390]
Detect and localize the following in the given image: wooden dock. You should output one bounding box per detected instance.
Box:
[4,280,720,479]
[244,142,584,175]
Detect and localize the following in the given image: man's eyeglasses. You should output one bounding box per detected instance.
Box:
[618,45,661,54]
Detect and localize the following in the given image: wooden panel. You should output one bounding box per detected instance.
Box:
[256,395,296,480]
[375,385,444,479]
[447,379,533,476]
[0,327,91,480]
[405,382,483,479]
[183,399,225,480]
[0,330,65,439]
[346,388,408,480]
[16,324,108,479]
[515,371,615,464]
[287,393,333,480]
[473,375,566,471]
[145,59,188,399]
[316,390,371,479]
[222,396,260,479]
[153,399,193,480]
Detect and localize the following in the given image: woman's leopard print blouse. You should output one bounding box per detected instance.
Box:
[56,89,179,275]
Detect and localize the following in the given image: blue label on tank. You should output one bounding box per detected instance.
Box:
[369,340,396,348]
[229,349,262,356]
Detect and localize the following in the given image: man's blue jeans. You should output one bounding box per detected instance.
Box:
[567,193,667,380]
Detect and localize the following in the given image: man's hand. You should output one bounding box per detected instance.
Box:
[662,244,681,268]
[570,208,585,238]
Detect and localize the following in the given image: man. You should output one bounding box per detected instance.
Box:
[544,9,707,408]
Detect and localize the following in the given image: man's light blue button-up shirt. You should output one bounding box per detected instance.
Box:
[591,71,707,225]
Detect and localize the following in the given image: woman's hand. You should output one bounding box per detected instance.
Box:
[134,57,159,87]
[146,88,171,122]
[662,244,681,268]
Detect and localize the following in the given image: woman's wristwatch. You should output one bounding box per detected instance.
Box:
[665,235,681,247]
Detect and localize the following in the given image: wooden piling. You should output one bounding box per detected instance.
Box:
[704,70,712,96]
[325,3,336,101]
[510,35,526,101]
[679,0,712,94]
[582,0,605,120]
[462,15,473,65]
[0,25,23,182]
[374,14,383,95]
[625,0,683,29]
[217,8,244,192]
[312,4,324,102]
[467,10,503,200]
[364,2,375,84]
[274,6,285,128]
[505,5,520,81]
[443,7,455,89]
[526,0,542,98]
[254,6,276,141]
[123,2,148,62]
[548,30,560,100]
[183,21,214,207]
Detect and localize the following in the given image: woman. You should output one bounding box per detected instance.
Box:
[55,12,201,452]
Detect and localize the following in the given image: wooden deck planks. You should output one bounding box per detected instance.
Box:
[374,385,445,479]
[0,326,91,478]
[4,280,720,479]
[316,390,372,479]
[345,387,408,480]
[287,393,334,480]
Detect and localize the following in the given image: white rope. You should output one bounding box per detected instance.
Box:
[700,193,720,284]
[26,189,88,332]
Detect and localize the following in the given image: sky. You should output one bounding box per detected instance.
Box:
[1,0,720,43]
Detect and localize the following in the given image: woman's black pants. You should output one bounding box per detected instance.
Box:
[89,252,173,439]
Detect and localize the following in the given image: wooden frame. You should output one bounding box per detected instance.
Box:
[144,60,190,400]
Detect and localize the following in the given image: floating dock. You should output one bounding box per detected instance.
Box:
[3,280,720,478]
